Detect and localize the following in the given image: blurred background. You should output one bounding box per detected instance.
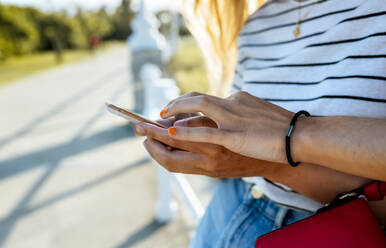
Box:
[0,0,217,247]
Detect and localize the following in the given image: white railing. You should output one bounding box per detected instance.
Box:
[140,64,204,224]
[129,0,204,225]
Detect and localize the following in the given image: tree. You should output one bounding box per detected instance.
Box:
[110,0,134,40]
[0,1,137,60]
[0,4,39,59]
[27,9,72,62]
[85,7,113,39]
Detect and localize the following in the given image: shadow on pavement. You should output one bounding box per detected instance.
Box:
[0,157,150,247]
[27,157,150,216]
[115,219,167,248]
[0,123,136,180]
[0,72,140,246]
[0,66,125,151]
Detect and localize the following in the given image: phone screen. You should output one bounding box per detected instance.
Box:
[105,102,166,128]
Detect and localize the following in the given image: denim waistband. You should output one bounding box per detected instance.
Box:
[244,182,289,228]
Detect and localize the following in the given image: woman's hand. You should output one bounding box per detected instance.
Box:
[134,115,272,177]
[161,91,294,164]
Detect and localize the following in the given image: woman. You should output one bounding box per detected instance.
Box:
[135,0,386,247]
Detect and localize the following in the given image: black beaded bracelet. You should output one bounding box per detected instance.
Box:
[285,110,310,167]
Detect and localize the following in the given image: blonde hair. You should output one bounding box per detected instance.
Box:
[181,0,266,96]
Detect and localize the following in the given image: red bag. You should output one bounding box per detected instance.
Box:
[255,182,386,248]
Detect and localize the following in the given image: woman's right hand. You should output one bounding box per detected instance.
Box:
[134,115,274,178]
[160,91,294,165]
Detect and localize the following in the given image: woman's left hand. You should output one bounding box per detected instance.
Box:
[161,91,294,164]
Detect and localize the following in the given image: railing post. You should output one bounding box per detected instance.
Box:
[155,165,178,222]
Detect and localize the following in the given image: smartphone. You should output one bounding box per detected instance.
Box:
[105,102,167,128]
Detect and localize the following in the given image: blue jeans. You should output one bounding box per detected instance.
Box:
[190,179,312,248]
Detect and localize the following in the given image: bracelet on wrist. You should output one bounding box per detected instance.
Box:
[285,110,310,167]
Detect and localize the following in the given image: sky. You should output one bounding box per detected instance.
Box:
[0,0,172,13]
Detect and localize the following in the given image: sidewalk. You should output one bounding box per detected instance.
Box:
[0,46,214,248]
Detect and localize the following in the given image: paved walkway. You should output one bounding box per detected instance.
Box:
[0,46,213,248]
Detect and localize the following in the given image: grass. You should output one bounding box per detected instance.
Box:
[0,50,89,86]
[0,41,125,86]
[168,36,210,94]
[0,38,206,92]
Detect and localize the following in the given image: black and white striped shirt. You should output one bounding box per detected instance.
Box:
[236,0,386,212]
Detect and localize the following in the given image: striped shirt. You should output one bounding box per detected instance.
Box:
[235,0,386,212]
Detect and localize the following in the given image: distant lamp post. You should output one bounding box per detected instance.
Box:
[128,0,168,113]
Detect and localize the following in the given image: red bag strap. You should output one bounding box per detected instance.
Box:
[364,182,386,201]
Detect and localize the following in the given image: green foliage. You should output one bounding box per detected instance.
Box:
[168,37,210,94]
[0,5,39,59]
[109,0,133,40]
[0,0,134,60]
[68,14,89,49]
[86,8,114,38]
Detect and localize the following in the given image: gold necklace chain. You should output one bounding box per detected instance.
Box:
[293,0,322,38]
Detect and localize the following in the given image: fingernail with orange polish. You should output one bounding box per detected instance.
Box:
[160,109,168,118]
[168,127,177,136]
